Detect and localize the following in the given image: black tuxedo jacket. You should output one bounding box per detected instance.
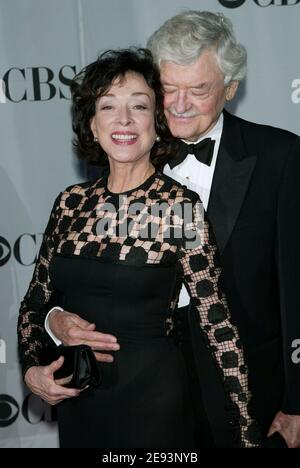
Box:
[188,110,300,445]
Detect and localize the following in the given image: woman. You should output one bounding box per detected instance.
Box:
[18,48,259,448]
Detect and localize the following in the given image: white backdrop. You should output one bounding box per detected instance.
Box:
[0,0,299,448]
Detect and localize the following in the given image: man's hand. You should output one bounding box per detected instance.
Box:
[24,357,81,406]
[268,411,300,448]
[49,309,120,362]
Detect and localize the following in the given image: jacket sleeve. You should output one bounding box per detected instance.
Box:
[17,192,62,377]
[276,136,300,415]
[178,196,261,447]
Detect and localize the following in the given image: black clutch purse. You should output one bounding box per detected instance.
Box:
[40,344,102,390]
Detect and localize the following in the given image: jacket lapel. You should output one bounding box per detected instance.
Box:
[207,111,257,254]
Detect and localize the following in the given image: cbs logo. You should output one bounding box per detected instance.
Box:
[0,234,43,267]
[0,394,56,428]
[0,65,76,103]
[219,0,300,6]
[218,0,247,6]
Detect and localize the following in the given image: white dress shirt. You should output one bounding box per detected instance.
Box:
[163,113,224,307]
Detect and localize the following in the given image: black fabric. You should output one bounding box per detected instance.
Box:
[172,309,217,449]
[171,111,300,446]
[206,111,300,433]
[261,432,288,448]
[173,305,239,448]
[53,257,194,448]
[180,342,216,448]
[168,138,215,169]
[18,170,258,448]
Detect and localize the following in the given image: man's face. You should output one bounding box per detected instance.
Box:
[160,49,238,142]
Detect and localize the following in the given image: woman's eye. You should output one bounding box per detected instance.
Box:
[133,104,147,110]
[100,105,113,110]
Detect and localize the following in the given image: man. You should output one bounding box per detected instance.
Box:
[46,11,300,447]
[147,10,300,448]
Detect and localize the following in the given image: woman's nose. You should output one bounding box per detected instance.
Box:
[117,107,132,126]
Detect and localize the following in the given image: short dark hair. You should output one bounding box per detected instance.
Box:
[71,48,177,169]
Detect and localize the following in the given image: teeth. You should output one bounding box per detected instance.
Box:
[172,113,193,118]
[112,134,137,140]
[170,111,197,118]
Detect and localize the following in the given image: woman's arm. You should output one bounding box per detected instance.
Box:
[178,197,261,448]
[17,192,62,376]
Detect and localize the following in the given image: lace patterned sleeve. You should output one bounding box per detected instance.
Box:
[17,192,62,377]
[178,196,261,448]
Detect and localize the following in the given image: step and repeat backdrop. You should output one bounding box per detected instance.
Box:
[0,0,299,448]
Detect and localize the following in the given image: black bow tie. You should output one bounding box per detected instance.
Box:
[168,138,215,169]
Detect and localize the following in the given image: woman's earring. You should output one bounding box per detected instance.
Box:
[156,135,161,142]
[94,136,98,143]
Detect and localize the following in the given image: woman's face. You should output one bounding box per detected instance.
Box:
[90,72,157,165]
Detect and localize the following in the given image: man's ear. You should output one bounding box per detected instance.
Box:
[225,80,239,101]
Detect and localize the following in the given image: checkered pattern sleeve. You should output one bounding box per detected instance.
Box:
[178,197,261,448]
[17,193,62,377]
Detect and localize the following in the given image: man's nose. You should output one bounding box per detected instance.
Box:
[174,91,190,114]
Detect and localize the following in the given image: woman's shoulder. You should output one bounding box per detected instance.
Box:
[60,174,106,196]
[50,175,105,212]
[65,177,102,192]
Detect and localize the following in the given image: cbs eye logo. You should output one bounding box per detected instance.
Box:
[219,0,300,6]
[0,395,19,427]
[0,236,11,267]
[0,394,57,427]
[218,0,247,6]
[0,234,43,267]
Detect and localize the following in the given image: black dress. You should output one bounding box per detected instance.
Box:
[18,170,256,448]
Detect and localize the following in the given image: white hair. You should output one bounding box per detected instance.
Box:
[147,10,247,86]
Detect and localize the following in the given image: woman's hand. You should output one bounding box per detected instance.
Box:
[24,356,81,406]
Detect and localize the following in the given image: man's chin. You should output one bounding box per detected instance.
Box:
[168,121,198,139]
[171,128,197,140]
